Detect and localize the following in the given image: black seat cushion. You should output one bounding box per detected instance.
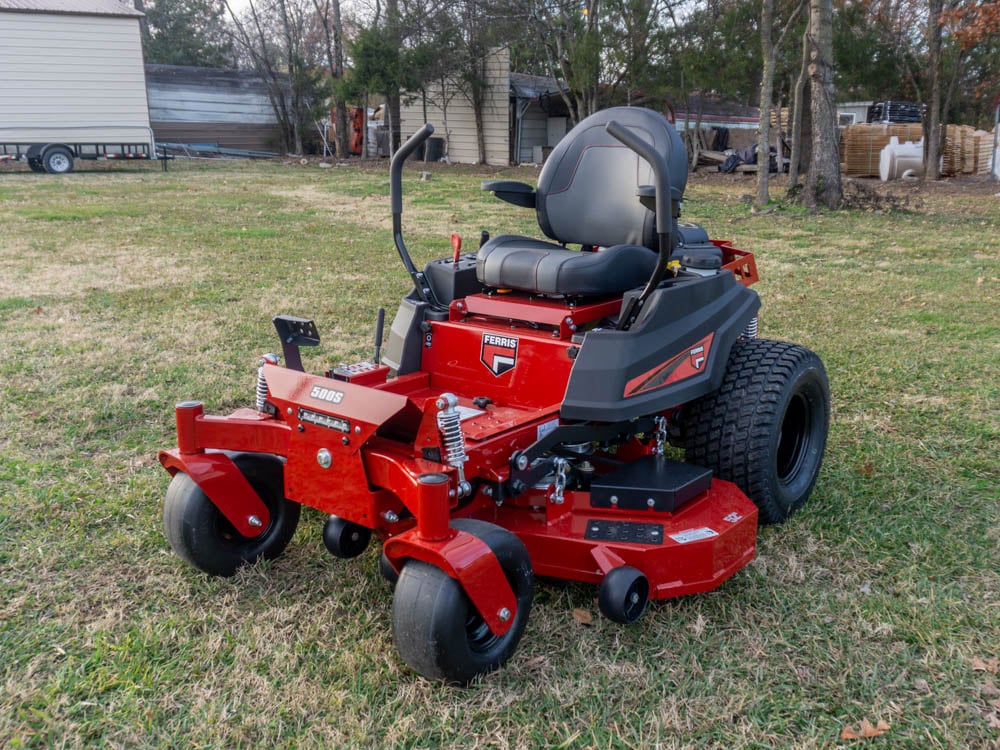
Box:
[477,235,657,296]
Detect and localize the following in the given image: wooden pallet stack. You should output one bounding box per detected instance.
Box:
[841,123,924,177]
[942,125,995,176]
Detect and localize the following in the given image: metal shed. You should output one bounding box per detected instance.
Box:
[0,0,154,170]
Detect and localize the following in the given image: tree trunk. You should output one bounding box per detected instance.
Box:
[924,0,943,180]
[385,0,401,153]
[756,0,776,208]
[804,0,841,209]
[329,0,348,158]
[788,25,808,189]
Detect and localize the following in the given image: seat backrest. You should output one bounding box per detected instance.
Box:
[536,107,688,250]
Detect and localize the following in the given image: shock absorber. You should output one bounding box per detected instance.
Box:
[740,315,759,340]
[256,353,279,412]
[435,392,472,498]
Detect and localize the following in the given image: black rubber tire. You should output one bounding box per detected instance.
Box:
[391,519,533,684]
[379,550,399,586]
[598,566,650,624]
[163,454,301,577]
[322,515,371,558]
[678,338,830,524]
[27,158,45,173]
[42,147,74,174]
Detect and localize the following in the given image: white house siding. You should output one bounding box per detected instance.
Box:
[400,48,509,166]
[0,10,152,145]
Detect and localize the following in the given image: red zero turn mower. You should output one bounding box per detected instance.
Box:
[159,107,830,684]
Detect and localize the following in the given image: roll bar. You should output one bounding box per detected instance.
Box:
[390,123,440,308]
[604,120,674,331]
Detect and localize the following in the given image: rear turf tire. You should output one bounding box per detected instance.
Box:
[391,519,533,684]
[163,454,301,576]
[679,338,830,524]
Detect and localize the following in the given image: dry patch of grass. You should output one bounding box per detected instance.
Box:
[1,160,998,748]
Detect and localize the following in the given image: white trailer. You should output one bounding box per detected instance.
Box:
[0,0,156,173]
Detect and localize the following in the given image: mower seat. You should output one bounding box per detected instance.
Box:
[477,236,657,296]
[479,106,688,297]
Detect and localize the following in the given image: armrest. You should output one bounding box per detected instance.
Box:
[636,184,684,213]
[482,180,536,209]
[636,184,656,213]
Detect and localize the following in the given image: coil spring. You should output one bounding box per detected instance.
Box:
[436,406,469,469]
[740,315,759,340]
[256,353,279,412]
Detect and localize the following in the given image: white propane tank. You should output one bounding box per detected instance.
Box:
[879,137,924,181]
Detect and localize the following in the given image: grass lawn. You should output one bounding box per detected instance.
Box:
[0,158,998,748]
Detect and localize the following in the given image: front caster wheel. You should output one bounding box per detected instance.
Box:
[163,453,301,577]
[379,550,399,586]
[598,566,649,624]
[391,519,533,685]
[322,515,371,558]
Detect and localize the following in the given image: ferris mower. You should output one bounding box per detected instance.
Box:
[159,106,830,684]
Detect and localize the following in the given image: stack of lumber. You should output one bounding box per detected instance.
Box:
[769,107,790,130]
[942,125,995,176]
[841,123,923,177]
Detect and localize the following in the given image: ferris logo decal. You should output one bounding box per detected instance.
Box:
[481,333,518,377]
[623,332,715,397]
[689,344,707,371]
[309,385,344,404]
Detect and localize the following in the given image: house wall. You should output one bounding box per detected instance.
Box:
[145,65,285,152]
[0,10,152,145]
[400,48,509,165]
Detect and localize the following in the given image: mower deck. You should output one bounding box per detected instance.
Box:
[466,479,757,599]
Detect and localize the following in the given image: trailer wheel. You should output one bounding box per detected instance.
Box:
[391,519,533,684]
[163,454,301,577]
[27,158,45,173]
[42,147,74,174]
[322,515,371,558]
[678,338,830,524]
[598,566,649,624]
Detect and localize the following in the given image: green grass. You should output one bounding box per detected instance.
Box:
[1,159,998,748]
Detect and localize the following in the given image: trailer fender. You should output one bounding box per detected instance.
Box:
[158,448,272,537]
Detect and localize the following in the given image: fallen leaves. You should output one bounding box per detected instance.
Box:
[840,718,890,740]
[971,658,1000,728]
[971,656,999,674]
[571,608,593,626]
[979,678,1000,698]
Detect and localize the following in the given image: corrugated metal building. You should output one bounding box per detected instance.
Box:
[0,0,153,148]
[145,65,286,153]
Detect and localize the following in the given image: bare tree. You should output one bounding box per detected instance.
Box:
[311,0,349,157]
[755,0,804,208]
[787,23,808,189]
[224,0,334,154]
[804,0,841,208]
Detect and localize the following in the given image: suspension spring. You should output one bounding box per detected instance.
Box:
[740,315,759,341]
[436,393,471,497]
[256,353,279,412]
